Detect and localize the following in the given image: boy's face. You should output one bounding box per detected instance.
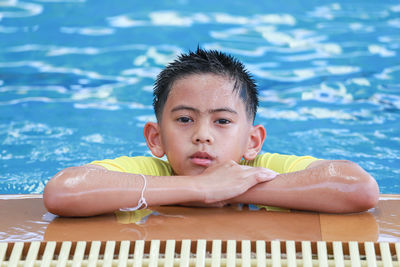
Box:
[153,73,258,176]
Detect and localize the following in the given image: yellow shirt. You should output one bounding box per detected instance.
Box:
[90,153,319,175]
[91,153,319,213]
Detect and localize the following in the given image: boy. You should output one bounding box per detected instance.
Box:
[44,49,379,217]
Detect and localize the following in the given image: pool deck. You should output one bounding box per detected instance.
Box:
[1,194,399,243]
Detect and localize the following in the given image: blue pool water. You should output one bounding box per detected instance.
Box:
[0,0,399,194]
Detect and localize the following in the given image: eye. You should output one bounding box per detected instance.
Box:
[177,116,193,123]
[215,118,231,125]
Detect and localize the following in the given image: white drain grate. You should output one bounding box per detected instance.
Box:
[0,240,399,266]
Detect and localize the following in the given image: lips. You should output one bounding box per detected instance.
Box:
[190,151,214,167]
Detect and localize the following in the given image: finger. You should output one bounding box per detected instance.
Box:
[227,160,239,167]
[239,165,253,170]
[242,167,278,184]
[257,168,279,181]
[211,202,227,208]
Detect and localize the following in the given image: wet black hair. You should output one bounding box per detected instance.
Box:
[153,48,258,122]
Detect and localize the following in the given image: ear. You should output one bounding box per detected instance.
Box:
[243,124,266,161]
[143,122,165,158]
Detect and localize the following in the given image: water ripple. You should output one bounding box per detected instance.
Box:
[0,60,139,84]
[60,26,115,36]
[107,11,296,28]
[0,1,42,18]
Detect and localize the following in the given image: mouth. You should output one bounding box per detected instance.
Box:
[190,151,214,167]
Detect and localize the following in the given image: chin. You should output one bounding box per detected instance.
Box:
[178,166,208,176]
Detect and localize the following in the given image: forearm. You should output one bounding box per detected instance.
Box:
[230,160,379,213]
[43,165,201,217]
[44,160,276,217]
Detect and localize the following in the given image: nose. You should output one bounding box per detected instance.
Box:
[192,122,214,144]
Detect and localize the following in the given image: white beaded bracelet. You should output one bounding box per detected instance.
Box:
[119,174,148,211]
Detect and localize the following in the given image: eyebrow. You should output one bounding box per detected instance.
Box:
[171,105,238,115]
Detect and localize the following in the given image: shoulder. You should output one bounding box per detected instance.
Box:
[241,153,320,173]
[90,156,173,176]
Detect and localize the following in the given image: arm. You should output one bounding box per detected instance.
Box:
[230,160,379,213]
[43,161,276,217]
[44,164,200,217]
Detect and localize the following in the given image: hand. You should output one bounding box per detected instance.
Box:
[194,160,278,204]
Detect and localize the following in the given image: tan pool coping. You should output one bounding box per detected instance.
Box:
[1,194,399,243]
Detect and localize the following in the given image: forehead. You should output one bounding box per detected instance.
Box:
[166,73,244,109]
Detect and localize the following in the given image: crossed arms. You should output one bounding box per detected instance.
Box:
[43,160,379,217]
